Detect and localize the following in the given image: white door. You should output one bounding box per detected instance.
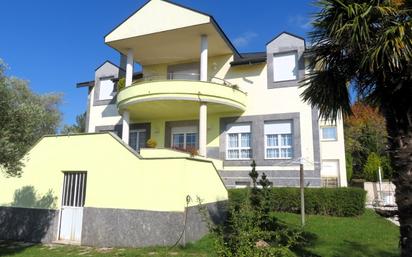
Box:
[59,172,87,242]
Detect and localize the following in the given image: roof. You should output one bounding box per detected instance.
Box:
[104,0,240,59]
[266,31,306,45]
[95,60,125,72]
[231,52,267,67]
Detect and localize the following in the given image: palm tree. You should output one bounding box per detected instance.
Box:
[302,0,412,255]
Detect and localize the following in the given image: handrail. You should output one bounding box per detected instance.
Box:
[132,73,233,86]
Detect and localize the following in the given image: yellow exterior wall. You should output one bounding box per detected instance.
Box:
[0,134,227,212]
[137,55,319,171]
[135,114,221,152]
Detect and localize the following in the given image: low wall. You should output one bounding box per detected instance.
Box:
[364,181,396,206]
[0,207,59,243]
[0,201,227,247]
[81,201,227,248]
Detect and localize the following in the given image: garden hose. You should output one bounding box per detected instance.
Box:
[168,195,192,251]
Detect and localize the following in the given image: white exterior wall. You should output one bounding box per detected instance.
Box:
[319,117,347,186]
[88,105,121,130]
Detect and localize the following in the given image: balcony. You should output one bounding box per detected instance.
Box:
[116,73,247,120]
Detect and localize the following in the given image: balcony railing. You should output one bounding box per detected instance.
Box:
[132,73,235,88]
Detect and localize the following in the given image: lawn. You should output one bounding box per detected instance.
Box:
[274,209,400,257]
[0,210,399,257]
[0,236,216,257]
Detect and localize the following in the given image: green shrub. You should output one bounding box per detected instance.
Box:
[363,152,381,182]
[346,153,354,183]
[229,187,366,217]
[117,77,125,92]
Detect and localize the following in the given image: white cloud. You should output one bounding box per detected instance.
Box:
[288,14,312,30]
[233,32,258,48]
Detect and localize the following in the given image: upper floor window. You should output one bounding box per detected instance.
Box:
[99,78,115,100]
[321,126,337,141]
[273,52,298,82]
[264,121,293,159]
[226,123,252,160]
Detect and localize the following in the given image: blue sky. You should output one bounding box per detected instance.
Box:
[0,0,316,126]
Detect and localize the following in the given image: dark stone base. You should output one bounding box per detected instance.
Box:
[81,201,227,248]
[0,207,59,243]
[220,170,321,188]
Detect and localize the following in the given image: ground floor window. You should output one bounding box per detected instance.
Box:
[171,126,198,150]
[226,123,252,160]
[264,121,293,159]
[129,129,147,152]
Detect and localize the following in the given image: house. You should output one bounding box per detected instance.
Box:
[0,0,347,248]
[83,0,347,188]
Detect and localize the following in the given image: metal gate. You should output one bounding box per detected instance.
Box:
[59,172,87,242]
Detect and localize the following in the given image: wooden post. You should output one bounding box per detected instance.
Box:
[300,159,305,227]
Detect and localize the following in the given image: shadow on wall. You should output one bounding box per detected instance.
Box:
[0,186,59,244]
[11,186,57,209]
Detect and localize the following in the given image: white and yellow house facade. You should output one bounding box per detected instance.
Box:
[0,0,347,248]
[84,0,347,188]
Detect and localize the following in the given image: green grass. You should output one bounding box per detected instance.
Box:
[0,210,399,257]
[0,235,217,257]
[274,209,400,257]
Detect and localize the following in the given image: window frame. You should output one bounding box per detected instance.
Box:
[320,126,338,141]
[264,121,293,160]
[171,126,198,150]
[272,51,299,83]
[225,124,252,161]
[98,77,116,101]
[129,129,147,152]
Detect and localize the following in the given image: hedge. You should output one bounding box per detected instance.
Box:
[229,187,366,217]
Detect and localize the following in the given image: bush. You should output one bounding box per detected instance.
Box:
[229,187,366,217]
[199,165,304,257]
[117,78,125,92]
[346,153,354,183]
[146,138,157,148]
[363,152,381,182]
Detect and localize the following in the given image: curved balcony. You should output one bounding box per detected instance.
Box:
[117,74,247,120]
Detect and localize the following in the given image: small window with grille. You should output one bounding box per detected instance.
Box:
[62,172,87,207]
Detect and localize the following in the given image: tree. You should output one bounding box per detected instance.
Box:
[363,152,382,182]
[61,112,86,134]
[302,1,412,254]
[344,102,389,180]
[0,60,62,177]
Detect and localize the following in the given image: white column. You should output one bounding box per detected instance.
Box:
[200,35,208,82]
[126,49,134,87]
[199,35,208,156]
[122,111,130,144]
[199,103,207,157]
[122,49,133,145]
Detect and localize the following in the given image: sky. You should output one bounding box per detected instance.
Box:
[0,0,316,126]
